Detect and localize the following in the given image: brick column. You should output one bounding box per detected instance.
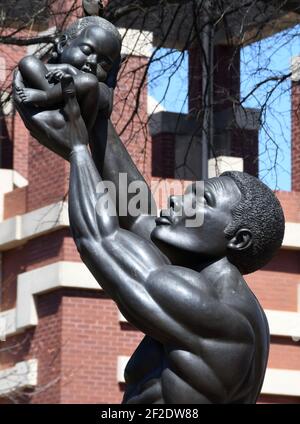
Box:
[0,44,28,178]
[291,58,300,191]
[152,133,175,178]
[213,45,240,113]
[26,138,69,212]
[188,44,240,115]
[112,53,152,182]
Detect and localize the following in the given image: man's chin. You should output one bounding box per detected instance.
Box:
[151,225,204,267]
[151,226,191,265]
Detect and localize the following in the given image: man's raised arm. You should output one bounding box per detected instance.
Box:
[90,114,157,240]
[60,78,253,351]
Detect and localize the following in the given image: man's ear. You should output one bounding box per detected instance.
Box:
[56,34,69,55]
[227,228,253,251]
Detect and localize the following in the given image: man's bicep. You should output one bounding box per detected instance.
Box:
[78,228,168,300]
[77,231,190,342]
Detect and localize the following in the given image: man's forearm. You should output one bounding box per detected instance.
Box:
[91,117,157,230]
[69,144,118,244]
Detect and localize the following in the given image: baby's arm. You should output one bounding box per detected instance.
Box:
[45,63,79,80]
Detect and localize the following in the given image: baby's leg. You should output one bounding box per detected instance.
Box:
[17,56,50,105]
[19,56,49,91]
[30,71,100,130]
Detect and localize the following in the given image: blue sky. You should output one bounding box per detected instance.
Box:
[149,26,300,191]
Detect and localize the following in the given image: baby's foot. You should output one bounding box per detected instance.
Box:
[16,87,47,105]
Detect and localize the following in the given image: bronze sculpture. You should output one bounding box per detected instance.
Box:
[13,12,285,404]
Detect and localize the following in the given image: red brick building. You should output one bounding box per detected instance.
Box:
[0,1,299,403]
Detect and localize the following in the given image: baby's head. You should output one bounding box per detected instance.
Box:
[52,16,122,83]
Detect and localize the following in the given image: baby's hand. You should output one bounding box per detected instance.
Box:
[46,69,66,84]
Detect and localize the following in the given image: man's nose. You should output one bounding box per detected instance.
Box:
[169,195,182,211]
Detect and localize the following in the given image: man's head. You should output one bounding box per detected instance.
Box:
[53,17,121,82]
[221,171,285,274]
[151,172,285,274]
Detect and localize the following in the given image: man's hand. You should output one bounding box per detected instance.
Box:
[61,75,89,150]
[13,70,88,160]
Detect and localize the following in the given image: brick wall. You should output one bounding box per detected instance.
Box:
[188,45,240,115]
[0,294,62,404]
[292,81,300,191]
[26,137,69,212]
[246,250,300,312]
[276,190,300,221]
[112,54,152,183]
[152,133,175,178]
[231,128,259,176]
[0,112,13,169]
[214,45,240,113]
[188,47,202,116]
[0,42,29,179]
[3,186,27,219]
[0,229,79,310]
[60,290,143,404]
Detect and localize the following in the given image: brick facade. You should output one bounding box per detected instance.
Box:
[152,45,258,179]
[292,81,300,191]
[152,133,175,178]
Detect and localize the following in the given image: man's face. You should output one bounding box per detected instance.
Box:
[151,176,242,263]
[60,25,120,81]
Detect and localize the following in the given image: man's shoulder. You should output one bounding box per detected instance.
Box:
[148,264,217,298]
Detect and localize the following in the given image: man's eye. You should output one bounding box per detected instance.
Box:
[204,192,210,205]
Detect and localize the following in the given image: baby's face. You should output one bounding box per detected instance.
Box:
[60,25,120,82]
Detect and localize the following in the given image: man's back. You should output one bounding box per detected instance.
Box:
[123,260,269,404]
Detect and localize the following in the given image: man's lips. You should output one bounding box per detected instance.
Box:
[155,216,171,226]
[155,210,172,226]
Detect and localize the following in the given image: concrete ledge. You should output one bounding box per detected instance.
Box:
[149,111,201,137]
[282,222,300,250]
[0,201,69,251]
[0,359,38,396]
[0,261,100,338]
[291,56,300,82]
[117,356,129,384]
[148,95,165,115]
[0,169,28,222]
[265,310,300,341]
[234,106,261,131]
[119,28,153,57]
[262,368,300,397]
[0,309,17,340]
[208,156,244,178]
